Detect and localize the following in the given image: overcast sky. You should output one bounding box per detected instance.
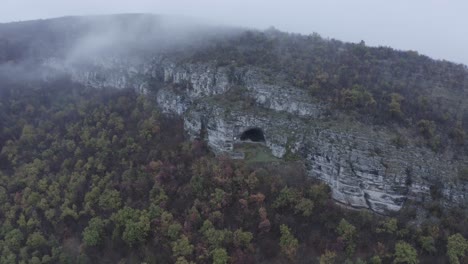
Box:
[2,0,467,65]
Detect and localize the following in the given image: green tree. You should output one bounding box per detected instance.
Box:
[210,188,227,209]
[0,186,7,207]
[189,175,207,198]
[20,124,36,144]
[111,207,151,246]
[29,256,41,264]
[389,93,404,119]
[26,231,47,249]
[4,229,24,251]
[447,233,468,264]
[172,235,194,257]
[394,241,418,264]
[418,235,436,254]
[17,213,27,228]
[370,255,382,264]
[451,123,465,145]
[0,248,17,264]
[294,198,314,217]
[98,189,122,211]
[41,255,52,263]
[319,250,336,264]
[336,219,357,256]
[233,229,253,248]
[417,120,436,139]
[211,248,229,264]
[60,202,79,221]
[200,220,231,249]
[273,187,300,209]
[459,167,468,181]
[122,214,151,246]
[307,183,329,207]
[167,223,183,241]
[341,85,376,109]
[377,218,398,234]
[175,257,192,264]
[279,224,299,260]
[83,217,105,246]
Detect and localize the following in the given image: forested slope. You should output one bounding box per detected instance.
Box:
[0,78,466,264]
[0,15,468,263]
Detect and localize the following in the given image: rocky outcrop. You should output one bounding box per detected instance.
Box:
[43,57,152,93]
[179,98,466,214]
[41,56,468,215]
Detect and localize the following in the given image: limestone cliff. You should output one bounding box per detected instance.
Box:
[41,56,468,215]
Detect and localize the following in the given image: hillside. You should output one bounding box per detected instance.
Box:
[0,14,467,263]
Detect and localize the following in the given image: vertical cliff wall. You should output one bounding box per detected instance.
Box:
[42,57,468,214]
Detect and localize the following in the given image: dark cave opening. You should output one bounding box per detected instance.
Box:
[240,128,266,142]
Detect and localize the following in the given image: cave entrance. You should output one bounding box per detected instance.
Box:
[240,128,265,143]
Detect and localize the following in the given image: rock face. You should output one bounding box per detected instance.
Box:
[42,57,468,214]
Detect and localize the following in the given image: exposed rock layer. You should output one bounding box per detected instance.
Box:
[43,57,468,214]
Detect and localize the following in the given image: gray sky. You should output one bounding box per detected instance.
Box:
[2,0,468,65]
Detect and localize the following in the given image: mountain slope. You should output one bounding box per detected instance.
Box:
[0,14,468,264]
[1,14,467,213]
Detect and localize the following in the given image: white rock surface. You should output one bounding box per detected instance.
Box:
[41,56,468,215]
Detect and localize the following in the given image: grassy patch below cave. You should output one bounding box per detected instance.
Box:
[234,142,280,164]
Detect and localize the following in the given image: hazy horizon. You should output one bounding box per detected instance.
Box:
[1,0,467,66]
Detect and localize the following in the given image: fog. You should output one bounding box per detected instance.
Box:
[62,14,240,63]
[0,13,244,60]
[1,0,467,65]
[0,14,243,84]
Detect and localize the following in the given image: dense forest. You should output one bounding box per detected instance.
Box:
[0,79,467,263]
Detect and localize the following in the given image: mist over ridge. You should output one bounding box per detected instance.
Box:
[0,14,246,64]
